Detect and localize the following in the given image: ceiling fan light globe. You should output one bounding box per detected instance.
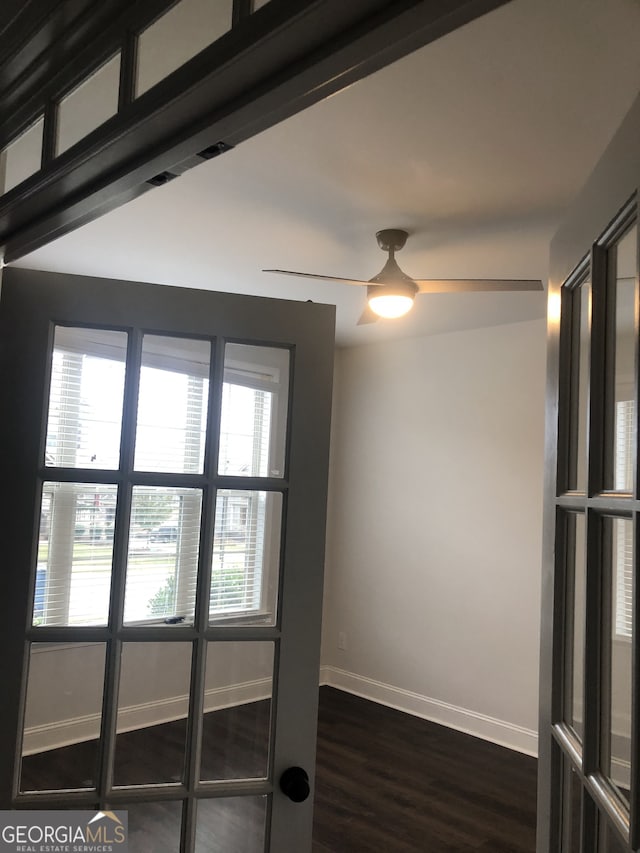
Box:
[368,293,414,319]
[367,280,416,319]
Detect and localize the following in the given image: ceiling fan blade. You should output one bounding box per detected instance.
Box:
[357,305,379,325]
[263,269,370,286]
[416,278,544,294]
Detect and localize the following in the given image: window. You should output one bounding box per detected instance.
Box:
[36,481,117,626]
[36,329,287,628]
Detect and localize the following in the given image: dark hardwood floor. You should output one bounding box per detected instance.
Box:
[21,686,537,852]
[313,688,537,853]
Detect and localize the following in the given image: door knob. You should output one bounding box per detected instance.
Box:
[279,766,310,802]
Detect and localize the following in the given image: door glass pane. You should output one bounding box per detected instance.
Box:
[124,486,202,625]
[201,642,273,781]
[603,517,633,805]
[114,643,192,786]
[134,335,210,473]
[561,755,582,853]
[116,800,183,852]
[209,490,282,626]
[136,0,233,96]
[195,795,267,853]
[606,223,637,492]
[45,327,128,470]
[218,344,289,478]
[21,643,106,791]
[598,819,629,853]
[57,53,121,154]
[566,512,586,740]
[35,483,117,626]
[574,279,591,491]
[0,116,44,194]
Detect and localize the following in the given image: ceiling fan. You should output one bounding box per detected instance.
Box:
[264,229,543,324]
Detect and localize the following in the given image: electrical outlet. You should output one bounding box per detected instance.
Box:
[338,631,347,651]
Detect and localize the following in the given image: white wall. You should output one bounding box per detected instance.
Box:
[321,317,546,753]
[23,641,273,754]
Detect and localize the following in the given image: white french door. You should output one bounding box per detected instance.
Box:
[0,267,335,852]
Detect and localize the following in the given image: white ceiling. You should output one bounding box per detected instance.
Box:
[14,0,640,346]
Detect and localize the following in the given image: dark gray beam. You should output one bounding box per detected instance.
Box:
[0,0,512,263]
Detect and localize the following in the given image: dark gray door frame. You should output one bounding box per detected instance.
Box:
[0,0,512,263]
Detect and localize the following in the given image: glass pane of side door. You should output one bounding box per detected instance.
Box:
[604,224,638,493]
[563,511,586,741]
[561,756,582,853]
[601,516,633,807]
[567,276,591,492]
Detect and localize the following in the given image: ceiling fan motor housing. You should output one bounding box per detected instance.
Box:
[368,253,418,294]
[375,229,408,253]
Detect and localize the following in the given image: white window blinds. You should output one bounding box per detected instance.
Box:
[36,327,285,627]
[615,399,634,638]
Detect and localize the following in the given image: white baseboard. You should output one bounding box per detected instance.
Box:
[320,665,538,757]
[319,665,332,686]
[24,712,102,756]
[24,667,537,759]
[23,677,272,756]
